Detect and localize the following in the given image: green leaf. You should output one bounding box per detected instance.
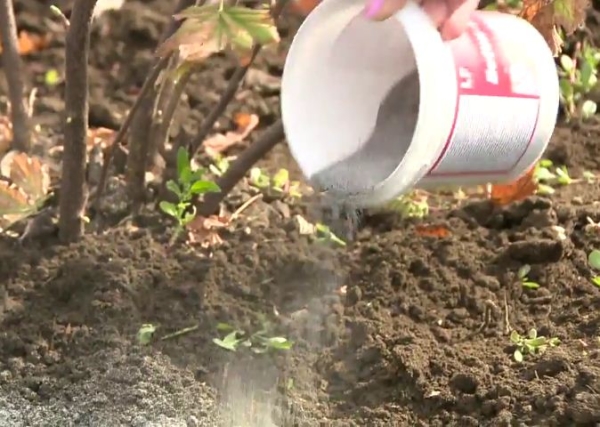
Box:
[522,281,540,289]
[513,349,523,363]
[224,6,280,46]
[527,337,548,348]
[528,329,537,340]
[272,169,289,189]
[159,201,179,218]
[560,55,574,73]
[166,180,181,197]
[580,61,594,88]
[592,276,600,287]
[190,180,221,195]
[44,69,61,87]
[581,100,597,119]
[213,331,242,351]
[216,322,235,331]
[177,147,190,179]
[559,78,574,99]
[588,250,600,270]
[137,324,156,346]
[182,210,196,226]
[517,264,531,280]
[510,330,521,345]
[266,337,293,350]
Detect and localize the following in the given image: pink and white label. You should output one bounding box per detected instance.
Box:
[427,14,541,178]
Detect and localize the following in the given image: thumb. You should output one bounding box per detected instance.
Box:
[364,0,409,20]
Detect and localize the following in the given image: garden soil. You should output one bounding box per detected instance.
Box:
[2,0,600,426]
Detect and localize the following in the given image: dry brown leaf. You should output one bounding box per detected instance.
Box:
[415,224,451,238]
[0,151,50,203]
[0,180,33,227]
[0,116,12,155]
[157,19,221,63]
[0,31,51,56]
[519,0,589,54]
[288,0,321,15]
[204,113,260,157]
[87,127,115,151]
[187,215,230,247]
[489,167,538,206]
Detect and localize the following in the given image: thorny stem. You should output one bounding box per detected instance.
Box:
[197,119,284,216]
[58,0,98,243]
[0,0,31,152]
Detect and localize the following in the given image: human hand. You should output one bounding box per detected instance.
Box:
[363,0,480,40]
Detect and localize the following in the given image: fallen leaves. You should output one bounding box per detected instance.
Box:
[204,113,259,157]
[288,0,321,16]
[415,224,451,238]
[0,116,12,155]
[187,215,229,247]
[0,31,50,56]
[488,167,538,206]
[0,151,50,229]
[519,0,589,54]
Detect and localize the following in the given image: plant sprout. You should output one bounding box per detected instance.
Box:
[517,264,540,289]
[588,249,600,287]
[212,320,293,353]
[510,329,560,362]
[159,147,220,245]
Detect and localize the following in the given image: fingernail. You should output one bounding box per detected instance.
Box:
[363,0,385,18]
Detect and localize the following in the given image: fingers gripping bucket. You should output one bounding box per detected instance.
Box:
[280,0,560,207]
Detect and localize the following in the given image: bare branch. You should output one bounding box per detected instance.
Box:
[188,45,261,157]
[197,119,284,216]
[58,0,98,243]
[0,0,31,152]
[94,0,198,214]
[93,54,170,212]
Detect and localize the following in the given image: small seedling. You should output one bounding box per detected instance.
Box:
[510,328,560,362]
[534,160,575,195]
[249,167,301,198]
[587,249,600,287]
[387,191,429,219]
[159,147,220,244]
[559,42,600,121]
[208,154,231,177]
[315,223,346,247]
[212,319,293,353]
[137,323,157,346]
[517,264,540,289]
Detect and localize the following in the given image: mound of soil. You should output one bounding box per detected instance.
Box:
[2,0,600,426]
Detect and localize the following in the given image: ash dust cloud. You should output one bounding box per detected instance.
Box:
[215,201,362,427]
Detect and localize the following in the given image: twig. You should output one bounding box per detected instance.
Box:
[49,5,70,29]
[160,324,199,341]
[0,0,31,152]
[188,0,286,157]
[126,57,173,213]
[188,45,261,157]
[197,119,284,216]
[231,193,262,221]
[93,54,170,211]
[58,0,98,243]
[94,0,197,213]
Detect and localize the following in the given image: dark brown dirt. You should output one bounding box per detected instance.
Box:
[2,0,600,426]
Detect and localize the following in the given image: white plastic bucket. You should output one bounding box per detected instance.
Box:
[280,0,560,207]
